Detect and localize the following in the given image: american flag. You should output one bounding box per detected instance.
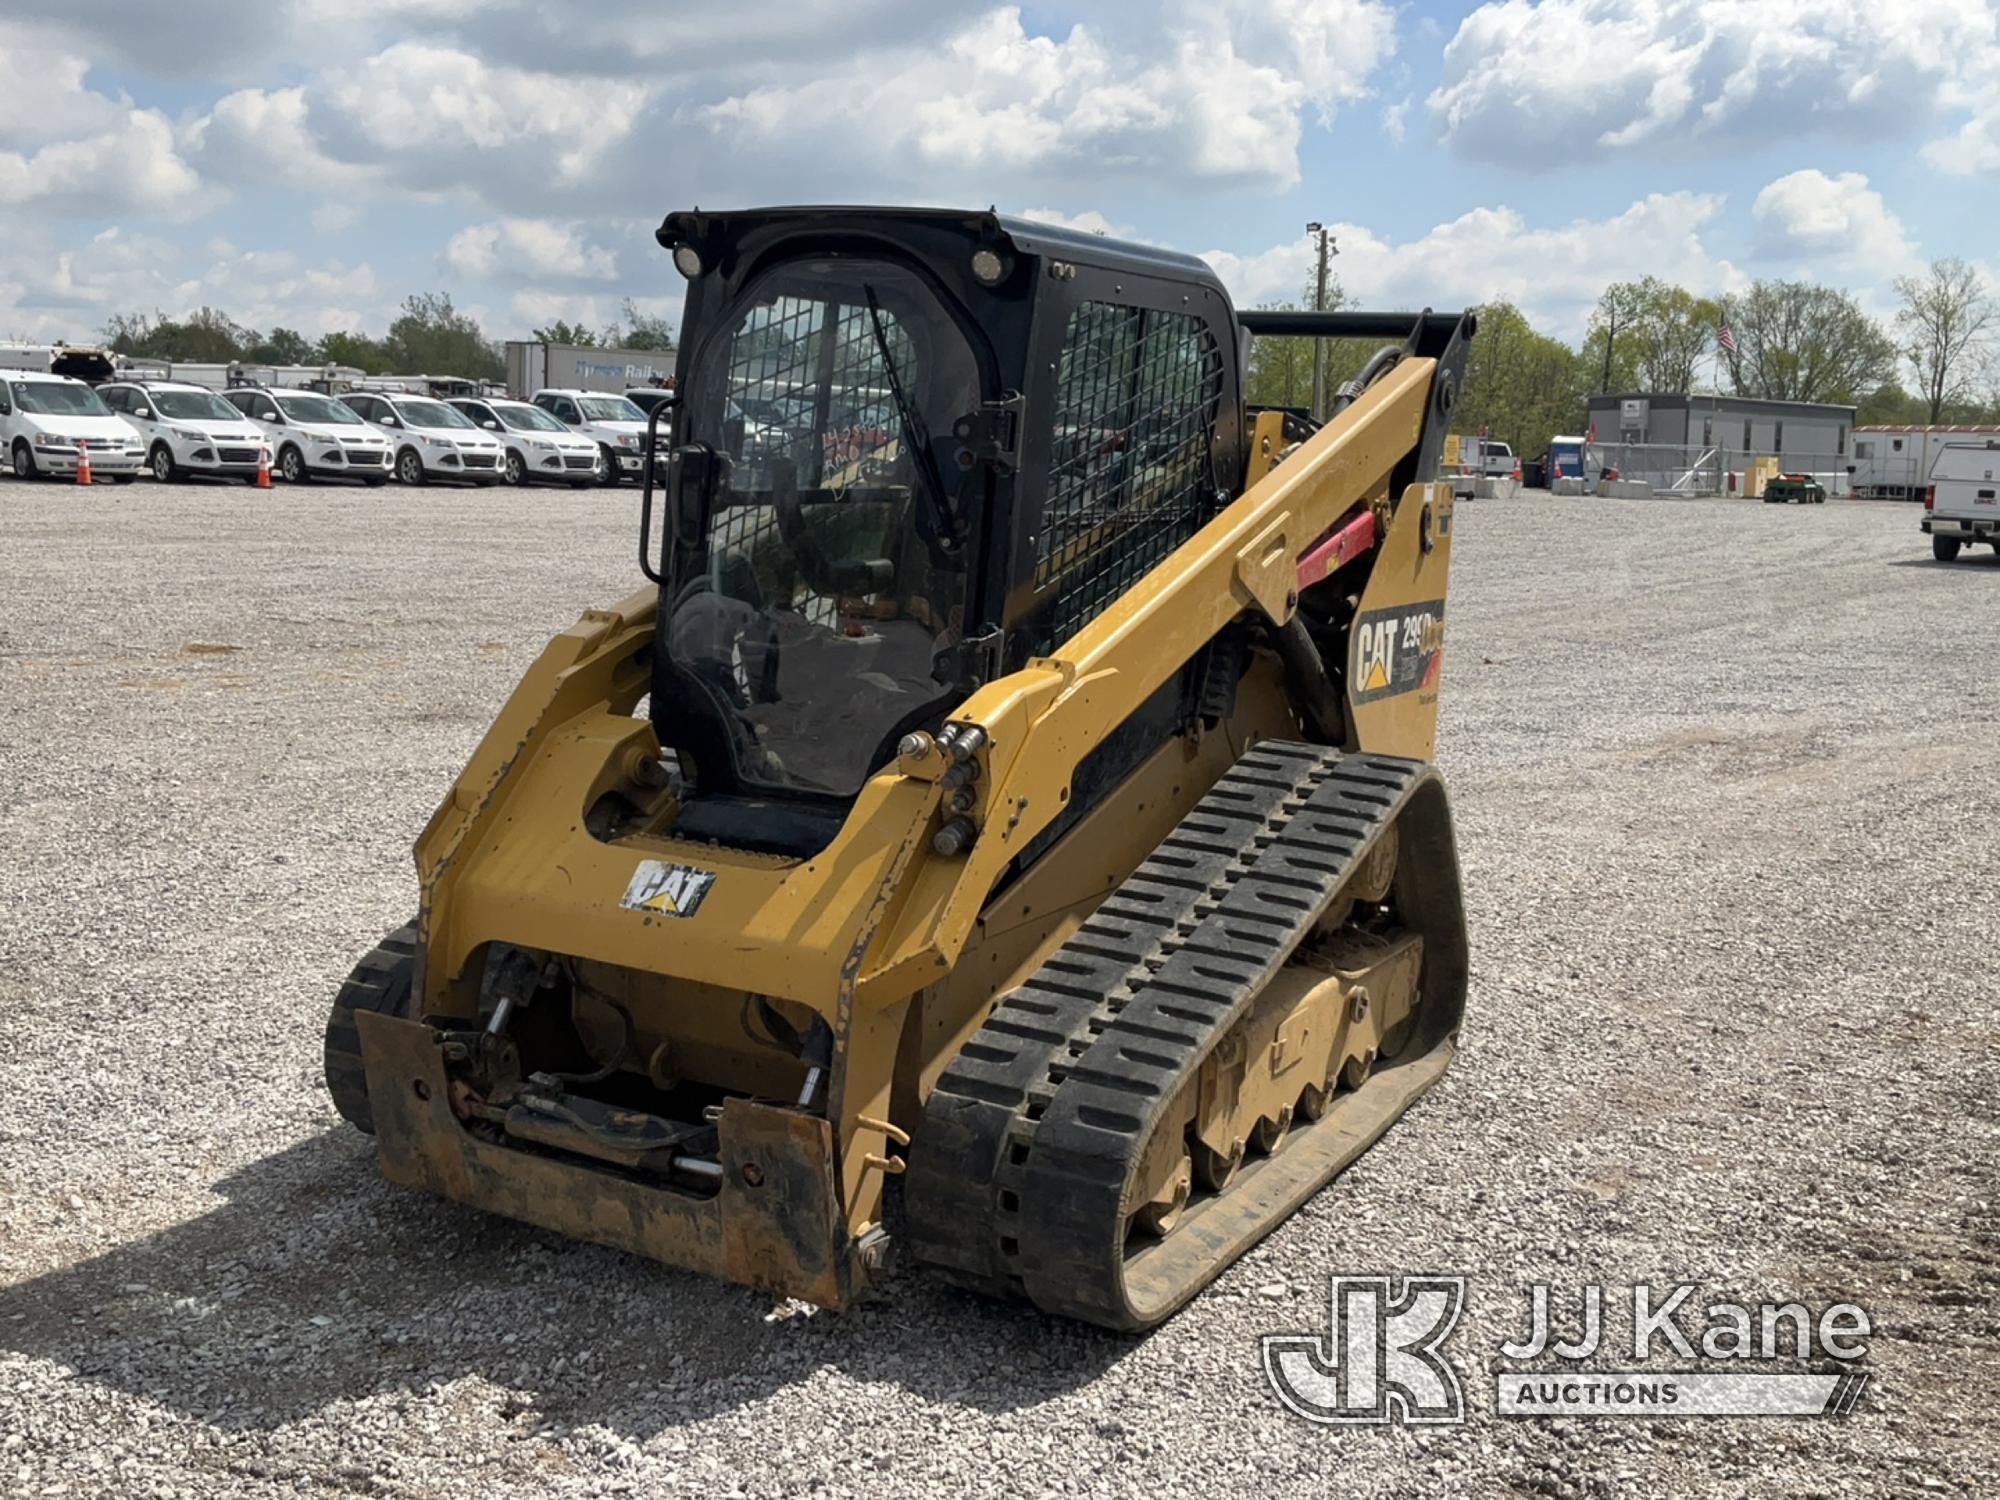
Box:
[1717,322,1738,356]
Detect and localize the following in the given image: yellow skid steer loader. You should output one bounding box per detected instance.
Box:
[326,207,1472,1329]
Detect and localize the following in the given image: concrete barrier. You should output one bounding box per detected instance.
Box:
[1553,477,1588,495]
[1472,476,1522,499]
[1600,479,1657,499]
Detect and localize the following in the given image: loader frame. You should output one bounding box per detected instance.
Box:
[356,209,1471,1307]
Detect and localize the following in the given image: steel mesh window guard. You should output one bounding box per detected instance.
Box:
[705,293,919,628]
[1040,303,1222,643]
[721,294,912,492]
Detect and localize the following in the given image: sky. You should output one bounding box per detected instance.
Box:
[4,0,1998,351]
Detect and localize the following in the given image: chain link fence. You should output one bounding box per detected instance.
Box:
[1567,443,1858,498]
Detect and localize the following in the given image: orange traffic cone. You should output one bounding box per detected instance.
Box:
[1512,460,1522,482]
[256,447,272,489]
[75,447,93,486]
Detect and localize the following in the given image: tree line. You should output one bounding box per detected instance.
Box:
[1246,259,1998,461]
[101,295,675,381]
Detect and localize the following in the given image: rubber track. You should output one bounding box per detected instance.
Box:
[906,743,1425,1320]
[324,922,418,1135]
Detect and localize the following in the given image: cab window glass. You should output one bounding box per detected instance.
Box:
[666,256,982,797]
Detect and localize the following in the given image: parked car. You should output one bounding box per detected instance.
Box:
[1762,473,1826,505]
[342,391,506,486]
[222,385,392,485]
[447,397,602,487]
[529,388,662,486]
[1921,439,2000,561]
[98,380,272,485]
[1,372,144,482]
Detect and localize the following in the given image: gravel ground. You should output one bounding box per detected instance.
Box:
[1,476,1996,1499]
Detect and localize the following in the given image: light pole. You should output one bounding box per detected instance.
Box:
[1306,222,1335,420]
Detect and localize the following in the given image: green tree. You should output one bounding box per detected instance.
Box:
[246,327,314,364]
[617,298,677,353]
[1582,282,1646,393]
[1894,257,1996,423]
[1455,301,1588,460]
[103,306,251,362]
[315,330,392,374]
[1719,280,1895,403]
[1856,381,1928,427]
[174,307,255,363]
[1629,280,1721,393]
[531,320,600,347]
[103,311,162,356]
[1244,301,1316,407]
[383,292,503,380]
[1243,275,1379,413]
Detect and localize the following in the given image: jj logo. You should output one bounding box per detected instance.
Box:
[1262,1275,1467,1425]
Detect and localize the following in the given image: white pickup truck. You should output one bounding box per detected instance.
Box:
[1921,439,2000,562]
[1448,438,1514,498]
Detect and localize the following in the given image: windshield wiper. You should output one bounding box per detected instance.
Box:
[862,284,962,553]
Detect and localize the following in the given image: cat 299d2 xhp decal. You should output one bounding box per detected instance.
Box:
[1351,600,1446,705]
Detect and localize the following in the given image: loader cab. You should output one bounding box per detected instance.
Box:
[651,208,1245,848]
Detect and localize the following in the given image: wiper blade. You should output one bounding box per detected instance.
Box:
[862,284,961,552]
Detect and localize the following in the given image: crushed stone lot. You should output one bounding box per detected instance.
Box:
[1,477,1996,1499]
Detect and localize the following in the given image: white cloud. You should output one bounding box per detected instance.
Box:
[1205,192,1747,340]
[0,20,207,219]
[186,86,374,197]
[1751,169,1918,273]
[703,1,1397,195]
[1382,96,1410,144]
[187,249,386,338]
[324,43,650,176]
[1923,46,2000,175]
[0,21,124,140]
[1430,0,1998,166]
[444,219,621,284]
[0,109,206,219]
[0,225,386,343]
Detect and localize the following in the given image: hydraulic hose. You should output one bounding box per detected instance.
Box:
[1327,345,1405,419]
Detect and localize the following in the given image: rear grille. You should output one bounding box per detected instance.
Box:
[461,453,497,469]
[218,447,260,464]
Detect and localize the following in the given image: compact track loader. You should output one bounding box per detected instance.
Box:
[326,207,1473,1329]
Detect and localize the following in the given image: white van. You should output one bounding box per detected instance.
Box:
[1921,439,2000,562]
[1,372,145,482]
